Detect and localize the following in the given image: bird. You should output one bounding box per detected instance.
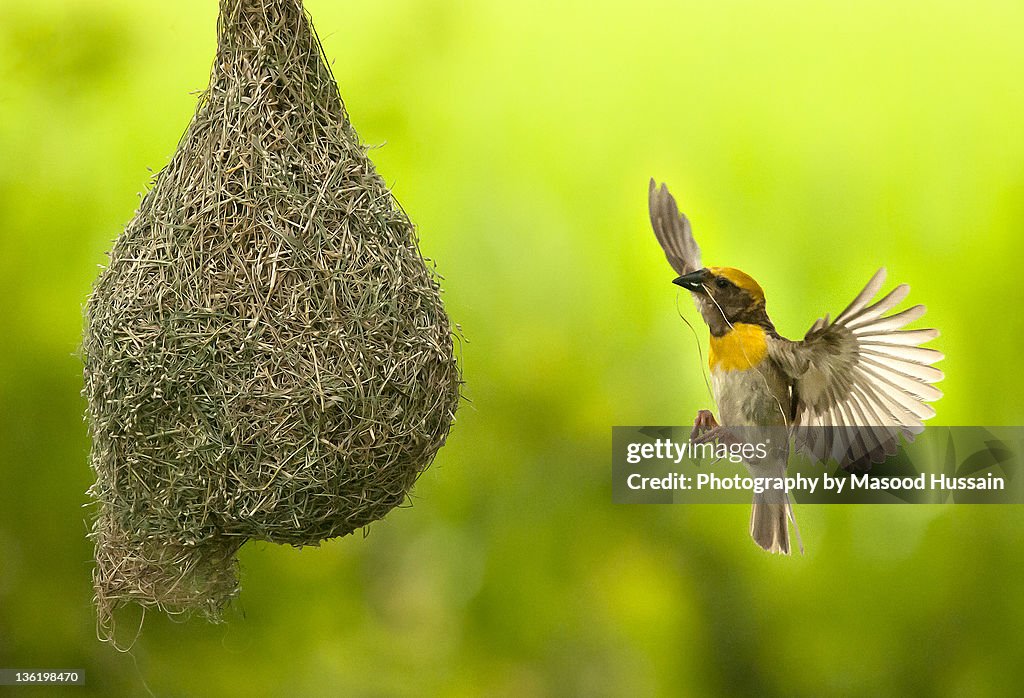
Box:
[648,179,944,554]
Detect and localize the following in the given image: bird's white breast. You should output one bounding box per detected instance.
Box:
[711,363,791,428]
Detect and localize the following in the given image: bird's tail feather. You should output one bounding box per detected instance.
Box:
[750,492,803,555]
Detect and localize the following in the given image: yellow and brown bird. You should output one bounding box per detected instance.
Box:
[648,180,944,554]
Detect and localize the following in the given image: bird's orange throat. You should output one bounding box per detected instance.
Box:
[709,323,769,372]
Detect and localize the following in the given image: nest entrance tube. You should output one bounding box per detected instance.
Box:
[83,0,460,637]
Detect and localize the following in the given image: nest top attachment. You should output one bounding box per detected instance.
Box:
[83,0,460,637]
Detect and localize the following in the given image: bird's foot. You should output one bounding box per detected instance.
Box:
[690,410,719,443]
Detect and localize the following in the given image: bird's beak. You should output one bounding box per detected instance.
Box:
[673,268,709,291]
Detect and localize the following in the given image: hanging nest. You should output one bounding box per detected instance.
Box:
[82,0,460,636]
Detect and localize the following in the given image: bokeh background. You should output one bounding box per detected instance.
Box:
[2,0,1023,695]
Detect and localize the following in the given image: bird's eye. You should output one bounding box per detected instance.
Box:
[715,277,730,289]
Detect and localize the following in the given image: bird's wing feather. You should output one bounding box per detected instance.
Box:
[649,179,701,275]
[768,268,944,471]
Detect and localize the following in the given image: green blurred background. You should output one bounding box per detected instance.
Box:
[2,0,1023,695]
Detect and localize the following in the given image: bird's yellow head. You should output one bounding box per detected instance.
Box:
[672,266,772,336]
[706,266,766,305]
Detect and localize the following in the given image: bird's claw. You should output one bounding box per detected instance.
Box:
[690,409,719,443]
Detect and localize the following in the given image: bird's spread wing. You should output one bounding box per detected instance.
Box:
[768,268,944,471]
[649,179,701,274]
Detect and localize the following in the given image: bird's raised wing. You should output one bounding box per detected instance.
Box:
[649,179,701,275]
[768,268,944,471]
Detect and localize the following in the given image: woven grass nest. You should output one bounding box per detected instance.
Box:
[82,0,460,635]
